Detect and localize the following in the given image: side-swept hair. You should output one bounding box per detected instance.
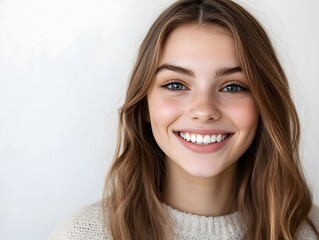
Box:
[103,0,318,239]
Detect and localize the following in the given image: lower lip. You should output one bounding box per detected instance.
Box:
[175,132,232,153]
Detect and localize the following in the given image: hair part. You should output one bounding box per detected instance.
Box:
[103,0,318,239]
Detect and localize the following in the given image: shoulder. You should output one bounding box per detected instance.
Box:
[49,202,111,240]
[296,205,319,239]
[309,205,319,225]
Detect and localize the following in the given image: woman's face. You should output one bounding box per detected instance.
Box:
[147,25,259,178]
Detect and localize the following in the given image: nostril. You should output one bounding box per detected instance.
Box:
[189,99,221,122]
[191,111,220,122]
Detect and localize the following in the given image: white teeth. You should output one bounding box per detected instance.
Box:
[196,135,203,144]
[186,132,191,141]
[203,135,210,144]
[178,132,229,145]
[211,135,216,143]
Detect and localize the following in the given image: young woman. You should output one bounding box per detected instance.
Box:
[51,0,319,239]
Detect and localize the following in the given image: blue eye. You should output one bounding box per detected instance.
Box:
[163,81,187,91]
[222,84,244,93]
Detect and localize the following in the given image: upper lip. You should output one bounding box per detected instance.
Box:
[174,129,232,135]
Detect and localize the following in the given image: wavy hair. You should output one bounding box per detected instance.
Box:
[103,0,318,239]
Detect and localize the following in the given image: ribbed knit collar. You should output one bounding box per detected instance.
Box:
[163,203,245,239]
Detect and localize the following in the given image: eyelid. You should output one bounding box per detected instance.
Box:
[161,79,186,85]
[160,79,189,90]
[221,81,247,90]
[219,81,249,94]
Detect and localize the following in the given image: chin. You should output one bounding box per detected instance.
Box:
[183,166,228,179]
[181,159,238,179]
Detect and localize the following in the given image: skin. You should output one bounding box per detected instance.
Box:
[147,24,259,216]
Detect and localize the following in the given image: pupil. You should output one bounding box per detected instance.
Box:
[227,85,237,92]
[173,83,181,90]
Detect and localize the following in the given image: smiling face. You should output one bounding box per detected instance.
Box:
[147,24,259,179]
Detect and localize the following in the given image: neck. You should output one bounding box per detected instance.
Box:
[162,159,237,216]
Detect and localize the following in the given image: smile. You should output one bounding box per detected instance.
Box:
[178,132,230,145]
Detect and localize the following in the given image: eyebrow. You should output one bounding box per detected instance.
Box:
[156,64,195,77]
[215,66,242,78]
[156,64,242,78]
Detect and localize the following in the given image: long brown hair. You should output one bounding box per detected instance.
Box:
[103,0,318,239]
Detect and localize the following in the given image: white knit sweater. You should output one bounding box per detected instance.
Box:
[49,202,319,239]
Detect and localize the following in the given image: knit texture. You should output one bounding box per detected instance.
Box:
[49,202,319,239]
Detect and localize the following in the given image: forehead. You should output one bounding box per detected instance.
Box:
[159,24,238,68]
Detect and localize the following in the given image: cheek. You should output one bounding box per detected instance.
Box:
[148,93,183,145]
[148,94,182,126]
[226,99,259,131]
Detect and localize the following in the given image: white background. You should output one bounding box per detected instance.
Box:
[0,0,318,239]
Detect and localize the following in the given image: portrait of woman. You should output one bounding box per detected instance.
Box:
[48,0,319,239]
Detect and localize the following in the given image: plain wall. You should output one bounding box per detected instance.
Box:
[0,0,318,239]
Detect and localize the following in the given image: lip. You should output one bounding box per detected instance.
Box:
[176,128,230,135]
[174,130,233,154]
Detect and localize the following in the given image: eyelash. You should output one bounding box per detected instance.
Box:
[161,80,187,91]
[221,82,247,93]
[161,80,247,93]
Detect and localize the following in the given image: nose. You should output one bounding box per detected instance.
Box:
[189,93,221,122]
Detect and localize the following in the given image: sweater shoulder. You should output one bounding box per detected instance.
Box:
[309,205,319,226]
[49,202,111,240]
[297,205,319,239]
